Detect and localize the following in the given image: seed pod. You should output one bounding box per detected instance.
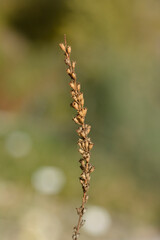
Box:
[77,115,84,124]
[77,127,82,135]
[65,58,71,66]
[85,185,90,191]
[67,68,71,75]
[82,141,85,149]
[73,117,81,125]
[88,163,92,171]
[77,93,83,101]
[71,90,75,97]
[71,101,79,110]
[79,148,85,155]
[76,207,82,215]
[83,152,89,159]
[82,108,87,116]
[71,72,76,80]
[59,43,66,52]
[80,165,85,170]
[81,172,86,180]
[78,139,83,148]
[72,234,76,240]
[85,140,89,151]
[78,141,82,148]
[88,142,94,151]
[73,95,77,101]
[81,98,84,107]
[86,173,90,181]
[90,166,95,173]
[86,156,90,163]
[85,125,91,135]
[77,83,81,91]
[72,61,76,69]
[69,81,76,90]
[79,107,87,117]
[81,160,86,168]
[67,46,71,54]
[80,179,84,184]
[80,131,86,138]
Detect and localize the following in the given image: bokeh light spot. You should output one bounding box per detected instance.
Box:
[84,206,111,236]
[5,131,32,158]
[31,166,66,195]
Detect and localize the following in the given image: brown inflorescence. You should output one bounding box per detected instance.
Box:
[59,35,95,240]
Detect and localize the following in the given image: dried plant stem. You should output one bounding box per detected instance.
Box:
[59,35,95,240]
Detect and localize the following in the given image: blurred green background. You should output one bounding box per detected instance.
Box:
[0,0,160,239]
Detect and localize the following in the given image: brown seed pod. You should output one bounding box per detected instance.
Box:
[81,172,86,180]
[72,61,76,69]
[80,165,85,170]
[85,124,91,135]
[88,142,94,151]
[81,160,86,168]
[71,90,75,97]
[67,46,71,54]
[69,81,76,90]
[77,93,83,101]
[79,148,85,155]
[73,117,81,125]
[80,179,84,185]
[86,156,90,163]
[77,83,81,91]
[82,108,87,116]
[78,142,82,148]
[77,127,82,135]
[80,131,86,138]
[71,73,76,80]
[79,108,87,117]
[71,101,79,110]
[86,173,90,181]
[65,58,71,66]
[78,139,84,149]
[84,140,89,151]
[77,115,84,124]
[90,166,95,173]
[81,98,84,107]
[73,95,77,101]
[67,68,71,75]
[59,43,66,52]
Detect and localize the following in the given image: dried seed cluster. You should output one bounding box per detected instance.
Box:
[59,35,95,240]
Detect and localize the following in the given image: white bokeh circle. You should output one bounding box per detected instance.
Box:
[31,166,66,195]
[84,205,111,236]
[5,131,32,158]
[19,208,62,240]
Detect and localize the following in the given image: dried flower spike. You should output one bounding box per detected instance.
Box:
[59,35,95,240]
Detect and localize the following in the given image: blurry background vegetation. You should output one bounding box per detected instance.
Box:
[0,0,160,239]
